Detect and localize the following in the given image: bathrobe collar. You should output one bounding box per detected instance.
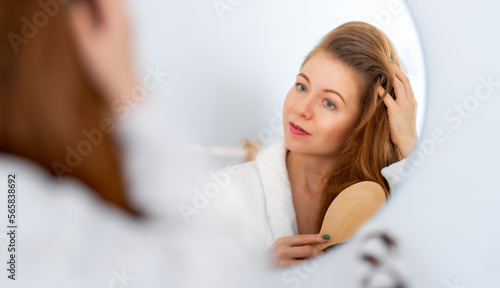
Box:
[255,139,299,240]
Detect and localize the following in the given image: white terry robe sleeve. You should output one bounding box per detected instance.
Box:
[381,158,410,192]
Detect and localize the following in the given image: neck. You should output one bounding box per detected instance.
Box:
[286,150,336,195]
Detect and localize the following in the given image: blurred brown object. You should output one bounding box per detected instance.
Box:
[243,138,261,162]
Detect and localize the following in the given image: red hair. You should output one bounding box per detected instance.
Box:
[301,22,403,212]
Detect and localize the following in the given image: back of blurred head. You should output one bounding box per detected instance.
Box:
[0,0,139,216]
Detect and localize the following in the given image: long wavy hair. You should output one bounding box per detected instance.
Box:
[301,22,403,212]
[0,1,140,216]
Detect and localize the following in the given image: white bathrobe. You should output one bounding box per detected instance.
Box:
[213,139,409,250]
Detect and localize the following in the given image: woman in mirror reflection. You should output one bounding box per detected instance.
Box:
[215,21,418,268]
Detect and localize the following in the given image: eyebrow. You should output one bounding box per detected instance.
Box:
[298,73,346,105]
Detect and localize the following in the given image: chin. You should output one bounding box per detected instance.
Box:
[284,135,314,154]
[285,135,339,157]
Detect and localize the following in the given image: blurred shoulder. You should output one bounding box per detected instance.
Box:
[212,160,261,193]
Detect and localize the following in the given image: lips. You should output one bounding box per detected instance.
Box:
[289,121,311,136]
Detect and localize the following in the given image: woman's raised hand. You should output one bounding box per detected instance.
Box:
[378,64,418,159]
[268,234,328,268]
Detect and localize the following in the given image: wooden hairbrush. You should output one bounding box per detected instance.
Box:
[312,181,387,251]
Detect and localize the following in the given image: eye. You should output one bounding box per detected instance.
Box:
[323,99,336,109]
[296,83,307,93]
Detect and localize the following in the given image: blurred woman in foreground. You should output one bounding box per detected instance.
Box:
[0,0,254,287]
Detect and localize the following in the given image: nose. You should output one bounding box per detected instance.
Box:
[294,96,313,120]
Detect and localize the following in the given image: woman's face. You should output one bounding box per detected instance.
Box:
[283,51,363,158]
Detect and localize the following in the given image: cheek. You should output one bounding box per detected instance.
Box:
[317,115,354,141]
